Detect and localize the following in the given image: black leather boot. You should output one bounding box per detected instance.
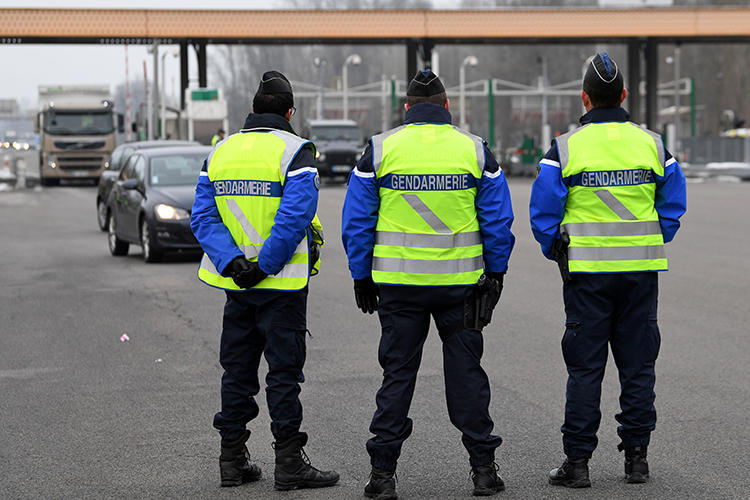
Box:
[623,445,649,483]
[273,433,339,491]
[220,430,262,487]
[364,467,397,500]
[471,462,505,496]
[548,457,591,488]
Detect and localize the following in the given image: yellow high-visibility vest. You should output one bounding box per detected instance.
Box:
[198,128,313,291]
[557,121,667,273]
[370,123,485,286]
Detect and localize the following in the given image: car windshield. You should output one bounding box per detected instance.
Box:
[310,126,361,141]
[149,153,205,186]
[44,110,114,135]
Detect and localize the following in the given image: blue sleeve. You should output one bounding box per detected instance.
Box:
[190,161,243,276]
[341,143,380,280]
[529,143,568,260]
[476,145,515,272]
[654,151,687,243]
[258,147,319,275]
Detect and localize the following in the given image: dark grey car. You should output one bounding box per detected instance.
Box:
[96,140,198,231]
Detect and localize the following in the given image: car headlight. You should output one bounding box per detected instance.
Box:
[155,204,189,221]
[48,160,56,169]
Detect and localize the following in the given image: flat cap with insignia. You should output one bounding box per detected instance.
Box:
[407,69,446,97]
[257,70,293,95]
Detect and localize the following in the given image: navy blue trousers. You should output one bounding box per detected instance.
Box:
[367,285,502,471]
[561,272,660,458]
[213,288,308,442]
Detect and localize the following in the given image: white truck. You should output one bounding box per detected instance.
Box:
[35,85,123,186]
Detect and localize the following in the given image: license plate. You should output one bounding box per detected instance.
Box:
[71,170,89,177]
[332,165,351,173]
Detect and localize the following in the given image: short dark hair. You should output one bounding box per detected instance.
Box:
[252,92,293,117]
[406,92,447,107]
[584,85,623,108]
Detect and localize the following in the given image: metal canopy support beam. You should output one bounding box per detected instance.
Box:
[195,40,207,88]
[419,39,434,70]
[628,40,641,124]
[406,39,418,85]
[645,38,658,130]
[180,40,189,111]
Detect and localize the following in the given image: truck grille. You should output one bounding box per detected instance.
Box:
[57,156,104,170]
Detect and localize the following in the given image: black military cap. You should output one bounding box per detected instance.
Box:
[257,70,293,95]
[583,52,623,96]
[407,69,445,97]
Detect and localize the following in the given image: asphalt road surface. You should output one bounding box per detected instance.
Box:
[1,179,748,499]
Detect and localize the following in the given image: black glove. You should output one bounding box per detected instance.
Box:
[487,272,505,290]
[225,256,267,289]
[353,277,379,314]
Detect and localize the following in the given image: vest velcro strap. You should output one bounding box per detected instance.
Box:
[373,255,483,274]
[569,244,666,261]
[375,230,481,248]
[563,220,662,238]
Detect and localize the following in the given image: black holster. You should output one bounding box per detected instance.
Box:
[551,234,571,284]
[463,274,502,331]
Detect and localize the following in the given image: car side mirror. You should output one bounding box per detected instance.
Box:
[121,179,139,190]
[117,113,125,133]
[34,113,41,133]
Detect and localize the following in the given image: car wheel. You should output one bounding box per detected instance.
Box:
[108,216,129,256]
[96,198,108,231]
[141,218,162,263]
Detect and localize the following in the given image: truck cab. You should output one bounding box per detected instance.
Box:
[303,119,364,182]
[36,85,123,186]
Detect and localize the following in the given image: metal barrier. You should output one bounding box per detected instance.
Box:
[681,136,750,164]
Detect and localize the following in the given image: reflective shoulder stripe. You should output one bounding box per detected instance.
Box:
[269,130,312,179]
[205,133,233,173]
[562,220,662,238]
[555,124,590,170]
[371,125,407,174]
[375,230,481,248]
[539,158,560,168]
[568,245,666,262]
[373,255,483,275]
[451,126,485,173]
[635,124,665,167]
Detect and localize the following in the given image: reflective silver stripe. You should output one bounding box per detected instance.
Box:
[273,263,309,279]
[373,256,483,274]
[562,220,662,238]
[205,134,232,170]
[401,194,452,234]
[451,126,485,173]
[269,130,311,179]
[200,253,220,274]
[239,244,260,258]
[375,230,481,248]
[569,245,666,261]
[642,126,666,167]
[371,125,406,174]
[593,190,638,221]
[555,124,590,170]
[225,198,264,244]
